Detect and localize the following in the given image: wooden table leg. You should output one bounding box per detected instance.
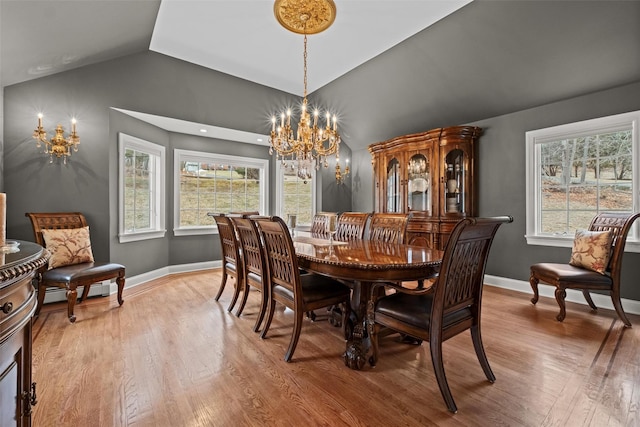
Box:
[342,280,372,370]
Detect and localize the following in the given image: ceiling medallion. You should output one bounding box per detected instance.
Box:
[274,0,336,35]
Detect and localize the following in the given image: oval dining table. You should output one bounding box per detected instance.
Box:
[293,235,443,370]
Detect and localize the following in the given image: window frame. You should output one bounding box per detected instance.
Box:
[275,160,318,226]
[118,133,166,243]
[525,110,640,252]
[173,149,269,236]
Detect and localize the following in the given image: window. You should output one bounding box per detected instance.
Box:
[118,133,166,243]
[275,160,316,225]
[526,110,639,251]
[174,149,268,235]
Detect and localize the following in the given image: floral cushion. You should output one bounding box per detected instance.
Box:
[569,229,612,275]
[41,226,95,269]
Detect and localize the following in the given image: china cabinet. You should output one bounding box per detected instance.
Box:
[369,126,481,250]
[0,241,49,427]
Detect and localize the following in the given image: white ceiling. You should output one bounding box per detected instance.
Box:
[1,0,471,95]
[0,0,471,143]
[150,0,472,96]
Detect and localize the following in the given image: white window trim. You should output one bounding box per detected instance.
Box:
[525,110,640,252]
[118,133,166,243]
[275,160,317,225]
[174,149,269,236]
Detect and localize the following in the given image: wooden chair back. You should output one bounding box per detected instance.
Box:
[335,212,370,241]
[253,216,301,300]
[230,215,270,331]
[232,216,266,282]
[310,213,331,238]
[212,214,241,270]
[26,212,89,247]
[588,212,640,282]
[210,213,244,311]
[368,213,409,244]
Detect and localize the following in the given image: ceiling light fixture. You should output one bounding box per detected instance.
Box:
[270,0,342,183]
[32,113,80,164]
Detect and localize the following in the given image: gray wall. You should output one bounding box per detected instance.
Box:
[347,81,640,301]
[3,51,352,277]
[472,82,640,298]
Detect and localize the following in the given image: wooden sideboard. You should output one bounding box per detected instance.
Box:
[369,126,482,250]
[0,241,49,427]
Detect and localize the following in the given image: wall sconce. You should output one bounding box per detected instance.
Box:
[335,158,350,184]
[32,113,80,164]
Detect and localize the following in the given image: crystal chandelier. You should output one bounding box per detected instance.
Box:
[270,0,341,182]
[32,113,80,164]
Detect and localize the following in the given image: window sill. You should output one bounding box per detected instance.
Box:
[119,230,166,243]
[174,227,217,237]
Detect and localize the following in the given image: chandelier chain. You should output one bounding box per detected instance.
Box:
[303,34,308,99]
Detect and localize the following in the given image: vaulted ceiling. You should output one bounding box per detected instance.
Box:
[2,1,639,151]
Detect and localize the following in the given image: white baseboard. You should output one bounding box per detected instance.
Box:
[484,274,640,316]
[43,261,222,304]
[44,264,640,317]
[107,260,222,294]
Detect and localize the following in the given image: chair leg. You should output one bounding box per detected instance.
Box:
[611,291,632,327]
[235,283,250,317]
[226,275,242,313]
[66,286,78,323]
[555,287,567,322]
[253,289,268,333]
[215,270,228,301]
[582,290,597,310]
[260,300,276,339]
[284,308,304,362]
[116,275,125,306]
[529,272,540,305]
[470,324,496,383]
[79,284,91,302]
[430,339,457,413]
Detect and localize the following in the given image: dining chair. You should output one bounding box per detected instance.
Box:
[25,212,126,323]
[254,216,352,362]
[310,212,332,238]
[230,215,269,332]
[335,212,370,241]
[367,212,410,244]
[210,214,244,312]
[530,212,640,326]
[369,216,513,413]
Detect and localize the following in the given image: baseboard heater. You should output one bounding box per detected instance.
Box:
[42,280,111,304]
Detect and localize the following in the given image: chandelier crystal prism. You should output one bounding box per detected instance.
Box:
[270,0,341,181]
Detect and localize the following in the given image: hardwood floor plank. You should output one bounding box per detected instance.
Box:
[31,270,640,426]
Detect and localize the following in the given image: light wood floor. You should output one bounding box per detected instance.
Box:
[32,269,640,426]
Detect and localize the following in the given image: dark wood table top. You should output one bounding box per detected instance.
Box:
[293,236,442,282]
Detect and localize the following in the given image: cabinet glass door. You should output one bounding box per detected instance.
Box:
[386,158,401,212]
[444,149,465,214]
[407,153,431,213]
